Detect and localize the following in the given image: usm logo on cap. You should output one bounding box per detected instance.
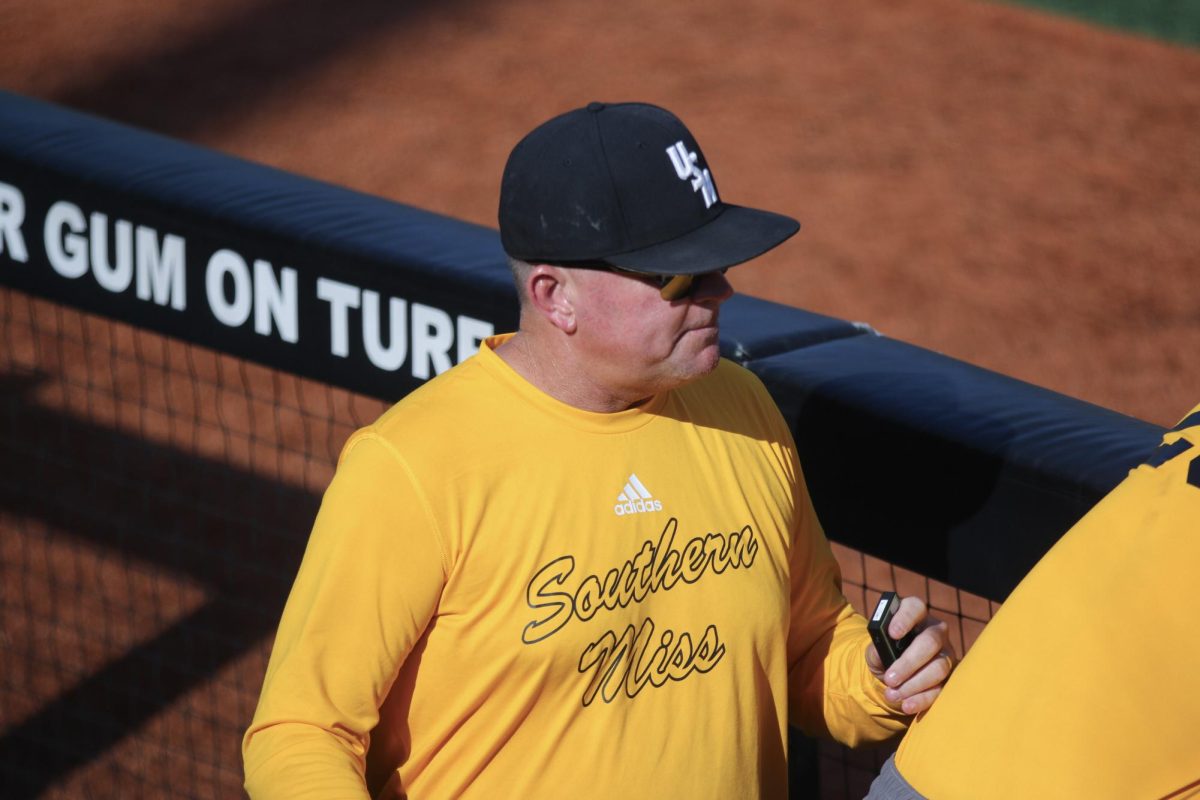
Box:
[666,141,718,209]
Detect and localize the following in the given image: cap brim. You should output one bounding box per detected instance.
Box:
[602,205,800,275]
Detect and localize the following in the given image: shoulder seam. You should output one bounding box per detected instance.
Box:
[343,431,452,579]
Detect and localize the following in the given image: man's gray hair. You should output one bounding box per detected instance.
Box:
[507,256,534,305]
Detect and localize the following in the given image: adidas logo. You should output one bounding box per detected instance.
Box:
[613,473,664,516]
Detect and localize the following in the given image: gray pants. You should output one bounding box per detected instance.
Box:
[863,754,928,800]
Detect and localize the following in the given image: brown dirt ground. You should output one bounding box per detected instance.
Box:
[3,0,1198,426]
[1,1,1197,797]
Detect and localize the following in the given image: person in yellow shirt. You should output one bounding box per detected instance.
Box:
[242,101,956,799]
[867,405,1200,800]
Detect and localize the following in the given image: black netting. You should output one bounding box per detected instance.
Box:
[0,286,385,798]
[0,285,996,799]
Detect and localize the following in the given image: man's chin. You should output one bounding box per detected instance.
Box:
[689,346,723,379]
[655,339,723,392]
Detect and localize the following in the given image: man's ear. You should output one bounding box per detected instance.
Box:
[525,265,577,334]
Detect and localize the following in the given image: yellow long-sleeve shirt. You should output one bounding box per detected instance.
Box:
[243,334,905,799]
[895,404,1200,800]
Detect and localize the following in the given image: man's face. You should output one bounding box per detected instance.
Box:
[568,267,734,404]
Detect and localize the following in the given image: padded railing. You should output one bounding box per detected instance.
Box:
[0,89,1164,602]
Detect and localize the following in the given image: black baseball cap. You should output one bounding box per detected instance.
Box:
[498,102,800,276]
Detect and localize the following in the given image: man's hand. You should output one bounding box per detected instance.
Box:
[865,596,956,715]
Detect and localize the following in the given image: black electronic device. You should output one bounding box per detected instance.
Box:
[867,591,916,668]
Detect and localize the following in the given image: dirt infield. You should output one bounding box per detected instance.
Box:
[3,0,1197,426]
[1,2,1197,797]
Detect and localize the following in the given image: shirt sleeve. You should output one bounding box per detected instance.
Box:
[785,454,910,746]
[242,431,448,799]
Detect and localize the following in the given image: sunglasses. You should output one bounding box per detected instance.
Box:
[607,267,703,301]
[555,261,727,301]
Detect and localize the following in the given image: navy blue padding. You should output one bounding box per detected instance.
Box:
[0,91,512,293]
[718,294,869,365]
[0,91,524,399]
[0,90,1171,600]
[750,335,1164,600]
[0,91,866,401]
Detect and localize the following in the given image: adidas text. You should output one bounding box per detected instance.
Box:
[614,498,664,516]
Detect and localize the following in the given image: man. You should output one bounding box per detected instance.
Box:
[243,101,954,798]
[867,404,1200,800]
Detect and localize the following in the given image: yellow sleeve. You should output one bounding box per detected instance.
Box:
[786,461,909,746]
[895,405,1200,799]
[242,432,448,799]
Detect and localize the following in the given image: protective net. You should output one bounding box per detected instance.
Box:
[813,545,999,797]
[0,285,996,799]
[0,286,386,798]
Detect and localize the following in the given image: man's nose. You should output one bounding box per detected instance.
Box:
[693,270,734,305]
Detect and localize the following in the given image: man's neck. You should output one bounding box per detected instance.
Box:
[494,332,650,413]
